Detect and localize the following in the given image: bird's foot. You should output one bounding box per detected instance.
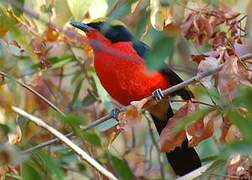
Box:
[152,88,164,102]
[111,108,121,121]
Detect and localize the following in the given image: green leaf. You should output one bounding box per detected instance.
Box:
[82,94,96,107]
[55,0,72,26]
[134,11,149,39]
[67,0,92,20]
[50,58,73,69]
[228,110,252,140]
[150,0,167,31]
[62,114,86,127]
[0,123,10,134]
[70,78,83,106]
[82,131,101,146]
[145,33,176,71]
[109,155,133,180]
[175,108,210,133]
[221,141,252,157]
[11,0,25,16]
[106,0,118,14]
[23,0,49,33]
[108,3,130,21]
[90,70,112,112]
[0,5,35,60]
[32,151,64,180]
[235,86,252,113]
[21,162,43,180]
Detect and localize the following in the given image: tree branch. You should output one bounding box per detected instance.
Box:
[0,71,65,116]
[22,53,252,153]
[12,106,117,180]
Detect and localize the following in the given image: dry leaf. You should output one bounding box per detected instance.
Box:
[219,114,231,143]
[8,125,22,145]
[225,125,242,142]
[150,0,172,31]
[181,12,213,44]
[228,155,250,180]
[45,25,59,42]
[124,150,145,177]
[0,26,7,37]
[209,31,227,48]
[217,56,239,101]
[0,149,11,165]
[31,37,49,68]
[160,101,198,152]
[187,111,216,146]
[103,125,122,148]
[117,99,147,131]
[197,57,220,88]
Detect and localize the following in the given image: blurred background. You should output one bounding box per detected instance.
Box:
[0,0,252,179]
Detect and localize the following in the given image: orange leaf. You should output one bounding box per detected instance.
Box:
[117,99,147,131]
[31,38,49,68]
[219,114,231,143]
[187,111,217,146]
[191,54,206,64]
[160,101,198,152]
[102,125,122,148]
[45,25,59,42]
[0,26,7,37]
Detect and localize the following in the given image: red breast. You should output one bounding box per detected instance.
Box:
[86,31,170,105]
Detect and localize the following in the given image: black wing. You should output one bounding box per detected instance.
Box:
[132,40,192,100]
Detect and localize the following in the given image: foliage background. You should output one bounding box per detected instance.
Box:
[0,0,252,179]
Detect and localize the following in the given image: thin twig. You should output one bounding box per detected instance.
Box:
[12,106,118,180]
[170,99,216,108]
[22,53,252,153]
[22,114,111,153]
[146,114,165,179]
[0,71,65,116]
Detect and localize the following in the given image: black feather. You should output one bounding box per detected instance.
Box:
[88,22,133,42]
[88,21,201,175]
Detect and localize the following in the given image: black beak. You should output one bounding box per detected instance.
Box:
[70,20,93,32]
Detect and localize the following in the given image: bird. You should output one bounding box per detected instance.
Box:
[70,20,201,176]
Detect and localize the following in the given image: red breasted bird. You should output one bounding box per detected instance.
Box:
[71,20,201,176]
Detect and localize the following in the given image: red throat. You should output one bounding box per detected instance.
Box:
[86,31,170,105]
[86,30,111,46]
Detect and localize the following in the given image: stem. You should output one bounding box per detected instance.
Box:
[0,71,65,116]
[12,106,118,180]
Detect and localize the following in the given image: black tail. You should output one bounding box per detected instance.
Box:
[151,106,201,176]
[150,68,201,176]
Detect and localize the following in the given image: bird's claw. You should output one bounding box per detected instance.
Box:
[152,88,164,102]
[111,108,121,121]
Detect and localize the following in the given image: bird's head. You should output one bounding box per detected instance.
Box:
[70,20,133,46]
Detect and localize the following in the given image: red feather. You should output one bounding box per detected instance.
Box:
[87,30,169,105]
